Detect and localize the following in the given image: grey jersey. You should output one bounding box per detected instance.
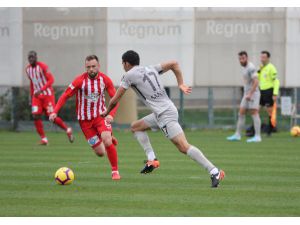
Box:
[120,65,175,115]
[242,62,259,94]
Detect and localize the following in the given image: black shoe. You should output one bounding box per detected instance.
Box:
[140,159,160,174]
[267,124,273,137]
[211,170,225,188]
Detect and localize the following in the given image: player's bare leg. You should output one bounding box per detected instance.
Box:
[131,119,160,174]
[227,107,246,141]
[33,114,48,145]
[247,109,262,143]
[171,132,225,188]
[92,142,106,157]
[101,131,120,180]
[111,135,118,146]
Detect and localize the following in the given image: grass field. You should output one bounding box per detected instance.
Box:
[0,130,299,216]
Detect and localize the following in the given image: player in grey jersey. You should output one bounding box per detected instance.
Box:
[227,51,262,143]
[102,50,225,188]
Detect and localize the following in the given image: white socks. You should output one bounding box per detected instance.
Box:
[235,114,245,137]
[134,131,156,161]
[187,145,218,175]
[252,113,261,138]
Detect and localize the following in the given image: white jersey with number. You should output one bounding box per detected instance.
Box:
[120,64,176,116]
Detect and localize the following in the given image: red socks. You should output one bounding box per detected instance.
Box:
[105,144,118,171]
[54,117,68,131]
[34,117,67,141]
[34,119,45,139]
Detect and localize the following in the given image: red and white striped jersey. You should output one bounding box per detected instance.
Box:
[55,72,118,121]
[25,62,54,96]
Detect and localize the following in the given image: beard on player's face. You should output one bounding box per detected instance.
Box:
[88,71,98,78]
[240,61,247,67]
[239,58,247,67]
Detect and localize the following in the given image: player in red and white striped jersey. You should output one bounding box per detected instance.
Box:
[49,55,121,180]
[26,51,74,145]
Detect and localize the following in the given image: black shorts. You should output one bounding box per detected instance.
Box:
[260,88,274,107]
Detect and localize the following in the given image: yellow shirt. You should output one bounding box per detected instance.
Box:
[257,63,280,95]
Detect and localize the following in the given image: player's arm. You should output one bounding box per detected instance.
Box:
[35,64,54,96]
[25,68,34,97]
[49,80,79,122]
[159,60,192,95]
[105,76,120,123]
[102,87,127,118]
[246,75,259,100]
[25,68,34,106]
[271,66,280,99]
[40,71,54,92]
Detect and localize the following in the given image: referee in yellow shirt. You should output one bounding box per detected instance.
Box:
[258,51,280,136]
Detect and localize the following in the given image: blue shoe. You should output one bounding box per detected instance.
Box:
[226,134,241,141]
[246,136,262,143]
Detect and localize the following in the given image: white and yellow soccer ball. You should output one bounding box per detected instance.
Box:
[290,126,300,137]
[55,167,75,185]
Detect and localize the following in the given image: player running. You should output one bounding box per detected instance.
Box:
[227,51,262,143]
[49,55,121,180]
[25,51,74,145]
[101,50,225,188]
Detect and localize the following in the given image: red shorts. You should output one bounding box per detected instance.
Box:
[79,117,112,147]
[31,95,55,116]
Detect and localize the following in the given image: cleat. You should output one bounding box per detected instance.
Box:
[246,136,262,143]
[66,127,74,143]
[112,171,121,180]
[140,159,160,174]
[226,134,241,141]
[211,170,225,188]
[39,138,48,146]
[112,136,118,146]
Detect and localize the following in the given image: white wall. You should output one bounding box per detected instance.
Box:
[0,8,23,86]
[285,8,300,87]
[107,7,194,86]
[1,7,300,88]
[194,7,286,86]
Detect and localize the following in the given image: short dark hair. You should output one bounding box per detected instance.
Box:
[261,51,271,58]
[85,55,99,62]
[122,50,140,66]
[28,50,37,57]
[238,51,248,57]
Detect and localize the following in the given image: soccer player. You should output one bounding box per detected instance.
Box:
[101,50,225,188]
[25,51,74,145]
[227,51,262,143]
[49,55,121,180]
[258,51,280,136]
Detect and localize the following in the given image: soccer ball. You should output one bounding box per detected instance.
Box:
[290,126,300,137]
[55,167,75,185]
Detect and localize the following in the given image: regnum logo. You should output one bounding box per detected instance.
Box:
[206,20,271,38]
[34,23,94,40]
[120,22,181,39]
[0,26,9,37]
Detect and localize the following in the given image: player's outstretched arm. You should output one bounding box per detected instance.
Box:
[49,83,77,122]
[160,60,192,95]
[102,87,127,117]
[105,75,120,120]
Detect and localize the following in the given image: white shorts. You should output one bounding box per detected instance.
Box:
[240,92,260,110]
[143,107,183,139]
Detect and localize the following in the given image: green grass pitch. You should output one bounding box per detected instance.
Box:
[0,130,299,216]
